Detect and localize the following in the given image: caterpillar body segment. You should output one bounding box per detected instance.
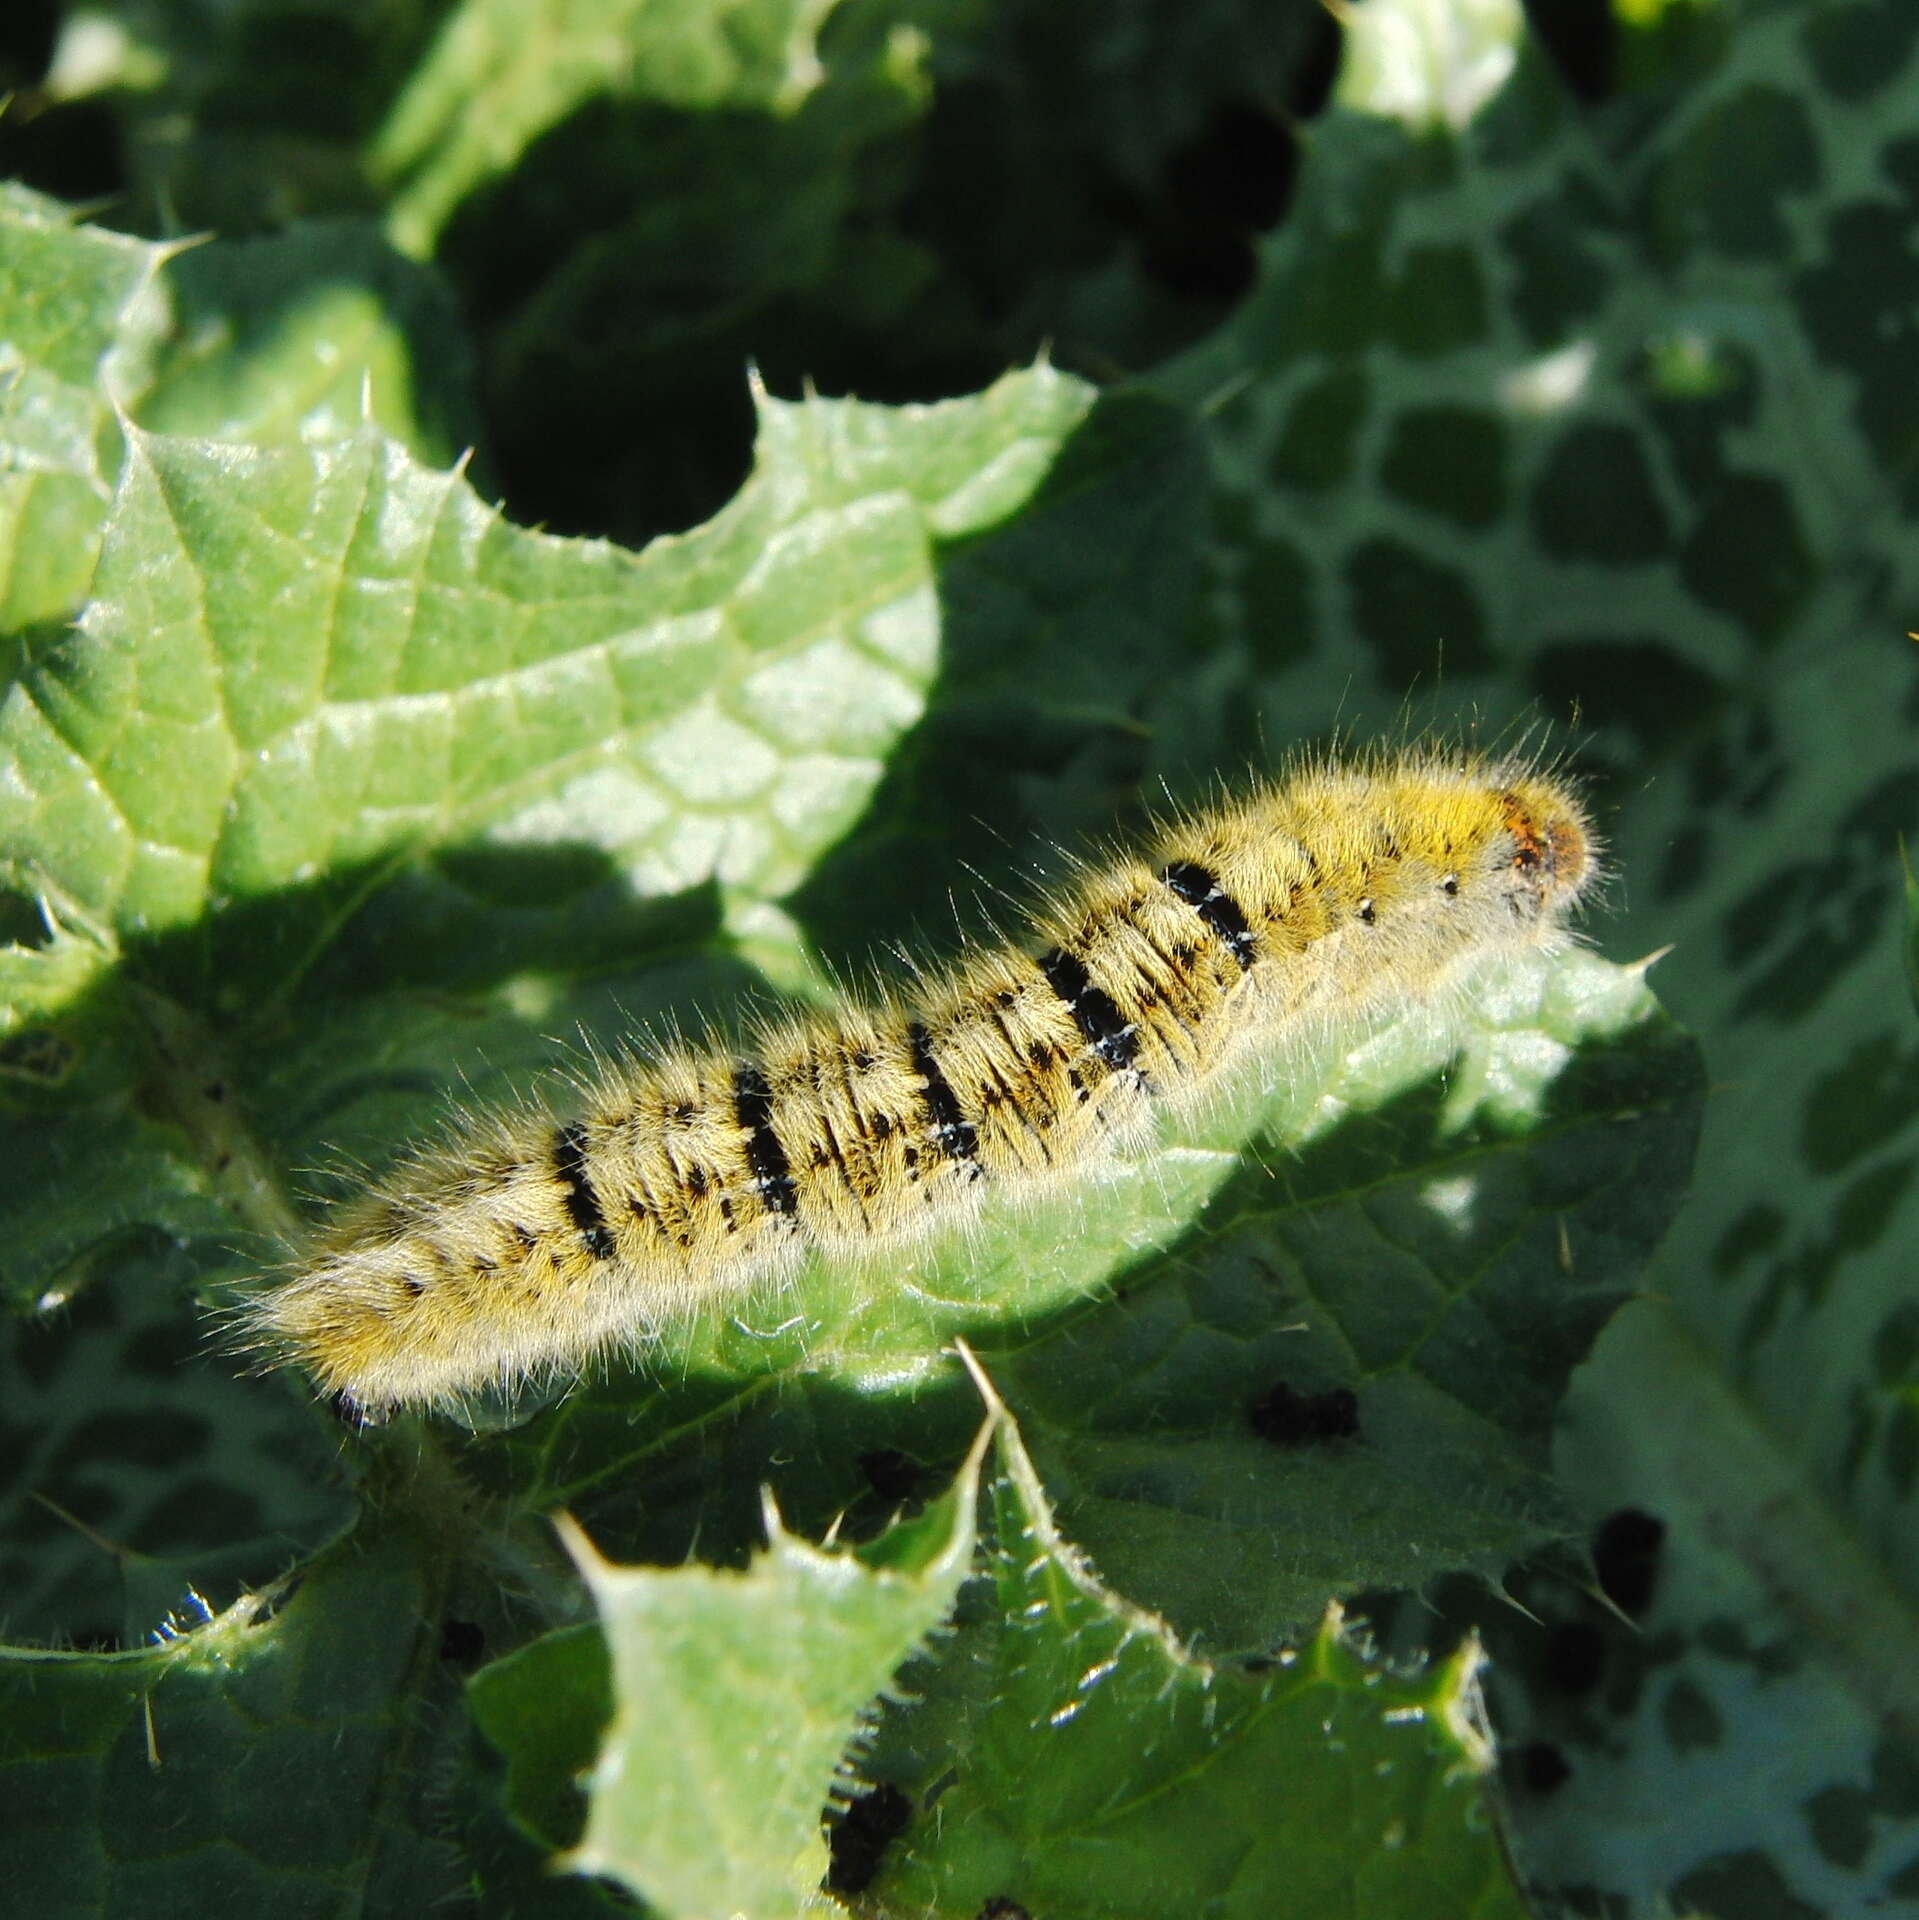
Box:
[245,750,1596,1416]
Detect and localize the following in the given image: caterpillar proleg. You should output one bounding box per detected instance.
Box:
[243,746,1596,1417]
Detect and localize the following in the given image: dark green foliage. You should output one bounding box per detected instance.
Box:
[3,1,1914,1915]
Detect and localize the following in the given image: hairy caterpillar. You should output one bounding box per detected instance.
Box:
[243,746,1596,1418]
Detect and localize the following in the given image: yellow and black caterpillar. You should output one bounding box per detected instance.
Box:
[245,747,1596,1417]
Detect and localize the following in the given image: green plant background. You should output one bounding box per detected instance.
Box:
[0,0,1913,1915]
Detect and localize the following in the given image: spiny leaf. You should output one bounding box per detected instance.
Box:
[0,365,1091,966]
[553,1413,991,1917]
[0,186,167,636]
[0,193,477,645]
[0,1511,465,1916]
[857,1373,1528,1919]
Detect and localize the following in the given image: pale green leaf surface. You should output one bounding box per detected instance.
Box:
[0,363,1089,956]
[859,1390,1527,1920]
[137,220,482,467]
[0,185,165,478]
[1338,0,1525,133]
[0,915,113,1042]
[0,193,483,644]
[562,1416,988,1918]
[0,187,167,635]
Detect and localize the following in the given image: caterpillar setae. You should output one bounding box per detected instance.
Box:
[242,745,1597,1419]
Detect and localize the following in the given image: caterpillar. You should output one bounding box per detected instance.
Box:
[242,746,1596,1418]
